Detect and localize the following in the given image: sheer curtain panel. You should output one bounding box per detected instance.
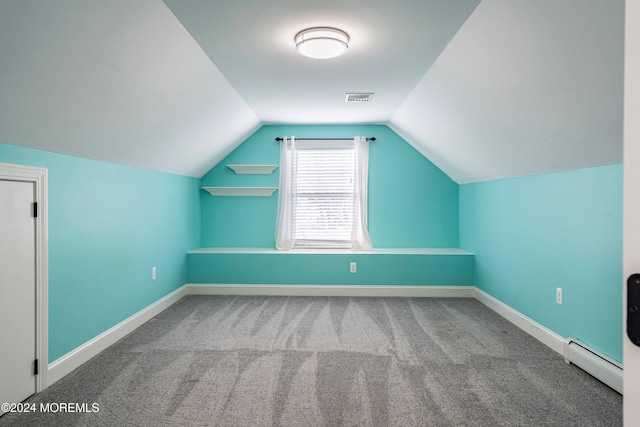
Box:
[275,136,295,250]
[352,136,373,250]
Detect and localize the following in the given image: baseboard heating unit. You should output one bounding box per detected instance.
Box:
[563,339,622,394]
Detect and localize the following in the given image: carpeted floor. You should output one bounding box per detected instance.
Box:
[0,296,622,426]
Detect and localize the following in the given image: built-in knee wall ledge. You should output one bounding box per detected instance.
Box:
[187,248,475,287]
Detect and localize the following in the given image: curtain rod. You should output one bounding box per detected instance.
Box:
[274,137,376,142]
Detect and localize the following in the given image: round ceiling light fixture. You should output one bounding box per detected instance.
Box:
[295,27,349,59]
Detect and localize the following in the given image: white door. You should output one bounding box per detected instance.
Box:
[0,179,37,413]
[624,0,640,424]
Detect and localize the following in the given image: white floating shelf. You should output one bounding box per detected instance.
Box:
[227,164,278,175]
[203,187,278,197]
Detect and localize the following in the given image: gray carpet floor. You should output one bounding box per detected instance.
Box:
[0,296,622,426]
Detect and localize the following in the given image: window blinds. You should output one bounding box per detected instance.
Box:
[292,141,355,247]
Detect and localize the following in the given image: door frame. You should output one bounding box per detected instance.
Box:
[625,0,640,422]
[0,162,48,392]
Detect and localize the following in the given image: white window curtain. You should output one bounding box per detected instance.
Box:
[352,136,373,250]
[275,136,372,250]
[275,136,296,250]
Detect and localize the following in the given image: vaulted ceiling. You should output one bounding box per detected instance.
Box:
[0,0,623,183]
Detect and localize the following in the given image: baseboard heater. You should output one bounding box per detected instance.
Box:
[563,339,622,394]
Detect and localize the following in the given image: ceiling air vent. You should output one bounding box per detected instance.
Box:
[345,93,373,103]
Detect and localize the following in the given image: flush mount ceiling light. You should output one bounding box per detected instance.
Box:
[295,27,349,59]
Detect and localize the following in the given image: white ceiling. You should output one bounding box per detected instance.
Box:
[0,0,623,182]
[162,0,480,124]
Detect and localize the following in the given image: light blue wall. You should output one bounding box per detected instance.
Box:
[201,124,459,248]
[0,142,201,362]
[187,251,474,286]
[2,129,622,368]
[459,164,623,362]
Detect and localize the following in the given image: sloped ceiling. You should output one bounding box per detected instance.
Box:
[0,0,260,177]
[0,0,623,182]
[389,0,624,183]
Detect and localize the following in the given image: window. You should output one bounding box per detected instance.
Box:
[293,141,355,247]
[275,137,372,250]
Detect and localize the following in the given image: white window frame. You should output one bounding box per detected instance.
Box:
[275,137,372,250]
[292,140,356,248]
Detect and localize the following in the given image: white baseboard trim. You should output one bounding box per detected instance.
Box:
[47,285,188,386]
[473,287,567,356]
[186,284,475,298]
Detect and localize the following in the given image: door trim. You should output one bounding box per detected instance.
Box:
[0,162,48,392]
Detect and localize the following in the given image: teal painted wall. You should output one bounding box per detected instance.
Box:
[2,126,622,370]
[459,164,623,362]
[187,251,474,286]
[0,142,201,362]
[201,125,459,248]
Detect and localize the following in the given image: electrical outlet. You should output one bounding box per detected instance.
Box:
[350,262,357,273]
[556,287,562,305]
[152,266,157,280]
